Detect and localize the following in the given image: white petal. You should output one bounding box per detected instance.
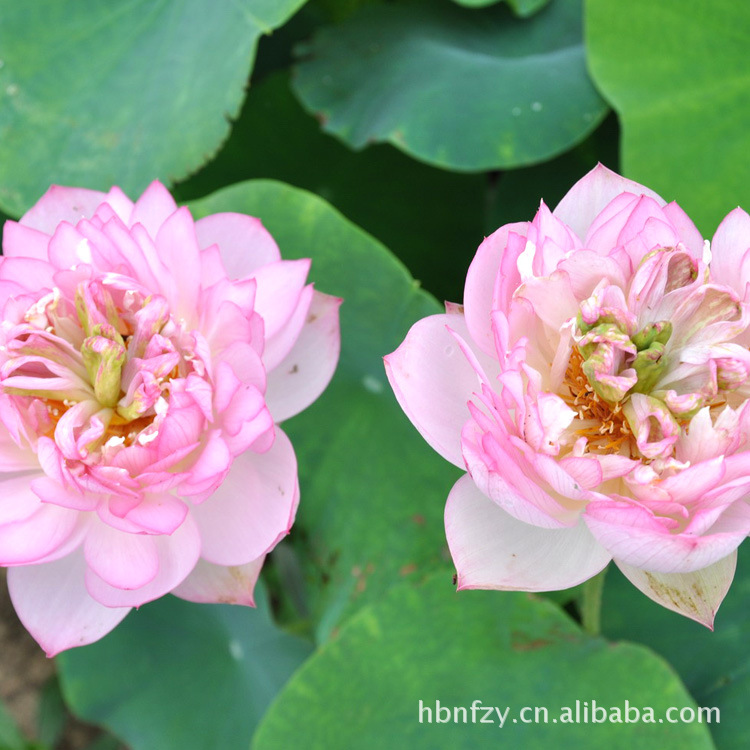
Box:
[446,475,611,591]
[7,551,131,656]
[171,555,265,606]
[84,514,201,608]
[553,163,664,241]
[190,429,299,566]
[385,314,484,468]
[617,552,736,628]
[265,291,341,422]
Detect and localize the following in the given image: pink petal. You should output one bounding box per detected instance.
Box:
[553,163,665,242]
[199,244,229,287]
[710,207,750,299]
[31,475,99,512]
[557,249,628,298]
[617,551,736,629]
[0,431,41,471]
[171,555,265,606]
[461,422,583,529]
[463,222,528,356]
[662,201,706,259]
[190,429,299,566]
[584,499,750,573]
[515,271,579,334]
[250,259,311,340]
[84,513,201,608]
[194,213,281,279]
[129,181,178,238]
[445,475,611,591]
[0,473,48,524]
[384,313,483,469]
[262,285,314,371]
[19,186,125,235]
[46,221,90,269]
[0,257,55,292]
[7,550,131,656]
[0,490,80,565]
[83,523,159,589]
[153,207,202,320]
[124,493,189,534]
[177,431,232,499]
[2,221,51,260]
[265,291,341,423]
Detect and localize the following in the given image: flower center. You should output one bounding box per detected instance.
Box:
[555,247,750,463]
[0,279,191,460]
[561,348,634,455]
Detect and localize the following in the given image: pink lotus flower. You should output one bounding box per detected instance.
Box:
[0,182,340,655]
[385,165,750,627]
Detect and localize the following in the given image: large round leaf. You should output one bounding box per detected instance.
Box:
[253,574,715,749]
[56,588,312,750]
[190,182,461,641]
[602,549,750,750]
[292,0,608,171]
[176,71,487,304]
[0,0,306,217]
[453,0,551,17]
[586,0,750,235]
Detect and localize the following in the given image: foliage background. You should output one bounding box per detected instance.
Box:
[0,0,748,748]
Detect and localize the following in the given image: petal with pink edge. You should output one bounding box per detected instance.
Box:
[129,181,178,238]
[0,257,55,292]
[83,523,159,590]
[710,207,750,299]
[0,431,41,471]
[194,213,281,278]
[0,499,80,565]
[662,201,706,259]
[7,551,131,656]
[250,259,311,340]
[124,493,189,535]
[154,207,202,320]
[265,291,341,423]
[446,475,611,591]
[262,284,314,371]
[584,499,750,573]
[84,514,201,608]
[19,186,122,235]
[171,555,265,606]
[384,313,484,469]
[0,473,49,524]
[2,221,51,260]
[617,552,736,629]
[463,222,528,356]
[553,163,664,242]
[190,429,299,566]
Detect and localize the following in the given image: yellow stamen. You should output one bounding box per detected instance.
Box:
[561,348,635,456]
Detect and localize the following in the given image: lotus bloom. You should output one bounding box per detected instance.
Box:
[386,165,750,627]
[0,182,340,654]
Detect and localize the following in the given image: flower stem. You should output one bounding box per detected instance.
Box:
[579,566,608,636]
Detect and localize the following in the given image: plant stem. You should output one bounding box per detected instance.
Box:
[580,566,608,636]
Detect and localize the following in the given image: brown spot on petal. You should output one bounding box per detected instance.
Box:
[644,572,704,620]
